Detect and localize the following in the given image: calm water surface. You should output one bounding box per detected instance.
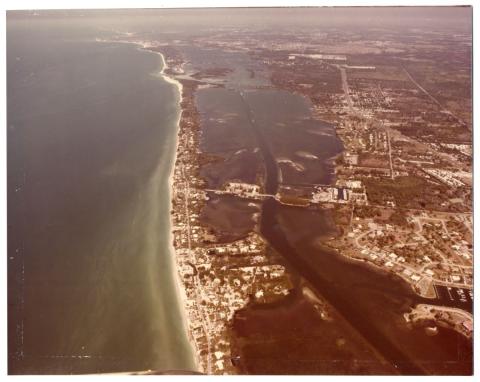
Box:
[195,82,472,374]
[8,16,195,374]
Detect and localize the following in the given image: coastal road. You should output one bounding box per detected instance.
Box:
[205,189,275,200]
[416,304,472,321]
[180,165,213,374]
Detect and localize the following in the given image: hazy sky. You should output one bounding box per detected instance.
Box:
[8,6,472,34]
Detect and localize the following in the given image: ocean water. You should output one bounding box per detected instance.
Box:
[7,15,196,374]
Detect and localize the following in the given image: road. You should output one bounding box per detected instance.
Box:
[402,67,467,127]
[205,188,275,200]
[339,66,354,113]
[414,303,472,322]
[351,214,472,291]
[385,128,394,179]
[180,165,213,374]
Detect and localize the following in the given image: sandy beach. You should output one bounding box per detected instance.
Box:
[103,36,200,371]
[156,53,202,372]
[150,49,201,372]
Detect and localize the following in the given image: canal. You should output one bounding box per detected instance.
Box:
[240,89,472,375]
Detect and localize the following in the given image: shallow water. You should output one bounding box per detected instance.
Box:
[195,81,472,374]
[8,17,195,374]
[241,90,472,375]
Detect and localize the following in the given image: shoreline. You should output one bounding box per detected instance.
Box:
[156,51,201,373]
[133,40,223,374]
[96,36,201,372]
[404,304,473,340]
[97,35,471,374]
[102,36,201,372]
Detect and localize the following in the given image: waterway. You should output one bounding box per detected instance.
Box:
[239,89,472,375]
